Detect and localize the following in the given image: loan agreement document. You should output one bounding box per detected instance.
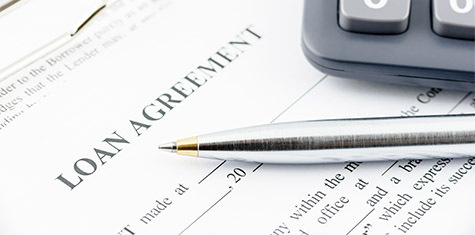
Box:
[0,0,474,234]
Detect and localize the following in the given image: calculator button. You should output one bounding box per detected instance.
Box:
[339,0,411,34]
[432,0,475,40]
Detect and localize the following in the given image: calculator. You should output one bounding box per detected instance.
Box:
[302,0,475,90]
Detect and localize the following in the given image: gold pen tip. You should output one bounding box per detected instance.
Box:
[158,142,177,153]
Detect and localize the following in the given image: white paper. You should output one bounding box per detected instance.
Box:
[0,0,474,234]
[0,0,103,73]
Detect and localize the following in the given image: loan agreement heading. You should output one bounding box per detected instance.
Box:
[55,26,262,191]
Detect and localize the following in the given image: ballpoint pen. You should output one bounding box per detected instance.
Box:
[159,114,475,164]
[0,0,113,82]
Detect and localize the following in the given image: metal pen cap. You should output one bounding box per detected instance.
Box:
[159,114,475,164]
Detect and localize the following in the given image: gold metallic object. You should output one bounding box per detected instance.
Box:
[176,136,199,157]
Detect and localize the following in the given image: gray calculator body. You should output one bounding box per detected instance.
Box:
[302,0,475,90]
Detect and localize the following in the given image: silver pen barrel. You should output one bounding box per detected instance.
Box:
[195,114,475,164]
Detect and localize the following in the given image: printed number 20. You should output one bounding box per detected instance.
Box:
[227,168,246,183]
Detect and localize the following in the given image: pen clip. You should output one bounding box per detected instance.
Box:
[0,0,110,83]
[70,3,107,37]
[0,0,22,13]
